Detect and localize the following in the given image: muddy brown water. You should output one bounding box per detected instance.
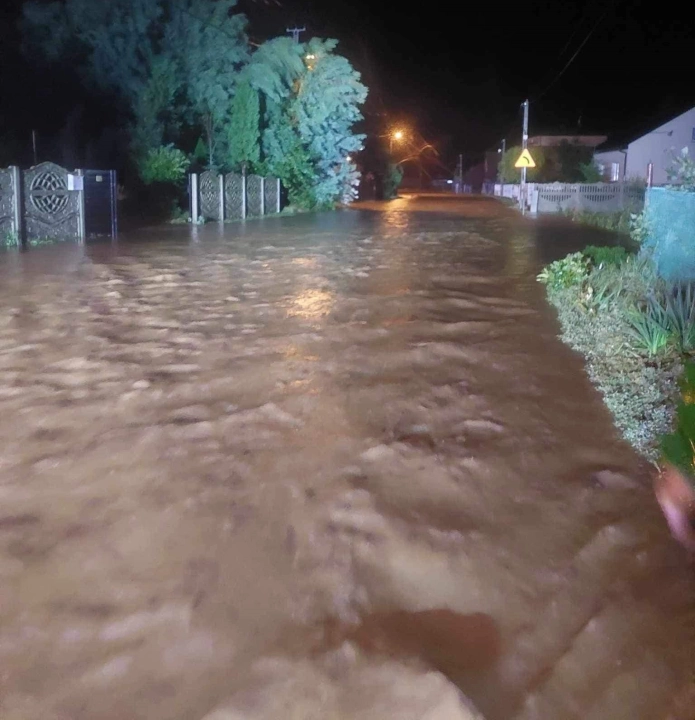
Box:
[0,195,693,719]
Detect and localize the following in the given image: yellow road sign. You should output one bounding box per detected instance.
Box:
[514,149,536,168]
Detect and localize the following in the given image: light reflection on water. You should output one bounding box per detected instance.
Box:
[286,288,335,319]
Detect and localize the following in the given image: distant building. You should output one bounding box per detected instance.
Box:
[624,106,695,185]
[594,148,627,183]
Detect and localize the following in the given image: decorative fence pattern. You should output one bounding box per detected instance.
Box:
[23,162,82,241]
[489,182,645,215]
[199,170,222,221]
[535,182,645,214]
[0,162,89,244]
[224,173,245,220]
[190,172,281,222]
[263,176,280,216]
[246,175,264,218]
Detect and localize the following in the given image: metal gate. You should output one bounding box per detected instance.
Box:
[83,169,117,238]
[23,161,82,241]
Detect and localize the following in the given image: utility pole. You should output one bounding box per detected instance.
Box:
[32,130,38,166]
[520,99,529,215]
[498,138,506,184]
[286,26,306,43]
[455,154,463,194]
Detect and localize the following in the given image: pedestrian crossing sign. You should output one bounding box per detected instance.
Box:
[514,149,536,168]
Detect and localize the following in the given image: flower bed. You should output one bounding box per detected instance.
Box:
[539,248,687,461]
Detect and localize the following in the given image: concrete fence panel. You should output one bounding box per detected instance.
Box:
[224,173,246,220]
[246,175,263,217]
[23,162,82,242]
[0,166,18,238]
[199,170,222,221]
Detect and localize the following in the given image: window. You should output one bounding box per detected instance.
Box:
[611,162,621,182]
[692,127,695,143]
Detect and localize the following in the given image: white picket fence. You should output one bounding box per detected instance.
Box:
[490,182,645,214]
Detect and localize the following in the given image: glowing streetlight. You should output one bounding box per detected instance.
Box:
[390,129,405,153]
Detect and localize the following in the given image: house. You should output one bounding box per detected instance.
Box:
[624,106,695,185]
[594,148,627,183]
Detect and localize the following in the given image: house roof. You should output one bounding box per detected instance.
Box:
[611,100,695,146]
[528,135,608,148]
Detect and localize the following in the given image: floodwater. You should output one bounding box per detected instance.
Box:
[0,194,693,720]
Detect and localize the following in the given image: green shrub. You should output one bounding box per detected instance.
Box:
[626,297,673,357]
[138,144,189,185]
[536,252,589,291]
[666,147,695,191]
[628,210,651,246]
[582,245,628,268]
[665,284,695,353]
[660,361,695,480]
[1,230,19,247]
[383,163,403,200]
[579,161,602,183]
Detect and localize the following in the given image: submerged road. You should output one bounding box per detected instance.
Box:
[1,194,693,719]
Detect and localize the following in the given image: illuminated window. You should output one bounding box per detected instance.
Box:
[611,162,620,182]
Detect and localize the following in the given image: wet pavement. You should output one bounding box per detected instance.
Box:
[0,194,693,720]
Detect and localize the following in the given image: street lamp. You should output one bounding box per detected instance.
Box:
[390,129,405,153]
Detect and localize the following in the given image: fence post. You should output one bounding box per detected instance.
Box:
[259,176,265,215]
[190,173,199,223]
[275,178,281,213]
[76,169,85,243]
[10,166,23,245]
[219,174,225,222]
[110,170,118,239]
[241,173,247,219]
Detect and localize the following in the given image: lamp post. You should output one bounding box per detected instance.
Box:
[390,129,404,154]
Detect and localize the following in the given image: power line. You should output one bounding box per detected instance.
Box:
[530,0,619,103]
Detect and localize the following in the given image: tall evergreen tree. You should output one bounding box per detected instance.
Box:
[227,81,260,173]
[247,37,367,208]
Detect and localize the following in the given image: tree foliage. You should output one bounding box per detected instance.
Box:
[248,37,367,208]
[23,0,247,172]
[226,81,260,173]
[22,1,367,208]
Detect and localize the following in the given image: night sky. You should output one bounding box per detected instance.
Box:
[2,0,695,170]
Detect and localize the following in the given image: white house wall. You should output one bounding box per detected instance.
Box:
[625,107,695,185]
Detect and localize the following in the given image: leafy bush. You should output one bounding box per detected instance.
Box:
[138,144,189,185]
[2,230,19,247]
[628,210,651,246]
[665,284,695,353]
[585,254,659,309]
[383,163,403,200]
[582,245,628,268]
[660,361,695,480]
[536,252,589,291]
[579,161,602,183]
[626,297,673,357]
[666,147,695,191]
